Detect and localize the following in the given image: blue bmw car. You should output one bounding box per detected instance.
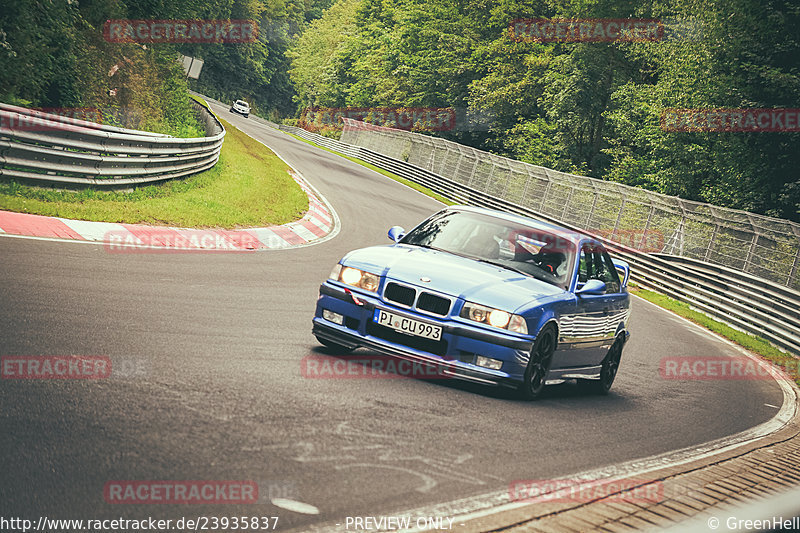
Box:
[312,205,631,399]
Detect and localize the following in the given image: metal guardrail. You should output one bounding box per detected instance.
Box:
[340,119,800,293]
[278,123,800,356]
[0,100,225,189]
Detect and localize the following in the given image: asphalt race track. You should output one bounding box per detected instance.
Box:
[0,102,786,531]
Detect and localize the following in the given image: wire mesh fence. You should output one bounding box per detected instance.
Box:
[341,118,800,291]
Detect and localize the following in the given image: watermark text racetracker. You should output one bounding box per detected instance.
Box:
[0,107,103,133]
[509,478,663,504]
[509,18,664,42]
[301,354,450,379]
[300,106,495,132]
[0,515,279,532]
[509,228,664,254]
[104,229,259,252]
[104,480,257,504]
[1,355,111,379]
[659,356,800,381]
[1,355,148,380]
[103,19,258,43]
[508,17,703,42]
[661,108,800,132]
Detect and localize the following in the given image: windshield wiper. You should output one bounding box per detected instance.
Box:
[411,245,556,284]
[476,258,563,286]
[472,258,531,277]
[412,243,484,259]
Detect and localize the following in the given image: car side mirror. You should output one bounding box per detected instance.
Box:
[611,258,630,289]
[575,279,606,296]
[388,226,405,243]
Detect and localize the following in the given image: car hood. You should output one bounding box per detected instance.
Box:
[342,244,566,312]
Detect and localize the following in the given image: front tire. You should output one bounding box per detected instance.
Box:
[578,336,623,395]
[517,325,556,400]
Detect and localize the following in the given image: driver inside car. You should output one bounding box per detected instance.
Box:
[513,235,566,277]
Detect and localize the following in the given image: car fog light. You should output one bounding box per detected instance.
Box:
[475,356,503,370]
[322,309,344,325]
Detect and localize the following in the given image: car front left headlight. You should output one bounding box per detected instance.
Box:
[461,302,528,334]
[330,263,380,293]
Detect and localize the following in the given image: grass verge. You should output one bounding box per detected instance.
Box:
[0,113,307,228]
[631,285,800,386]
[280,129,455,207]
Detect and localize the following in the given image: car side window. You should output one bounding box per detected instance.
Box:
[599,250,621,293]
[577,243,621,293]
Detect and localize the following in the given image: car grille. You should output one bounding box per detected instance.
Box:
[366,322,448,357]
[383,282,452,316]
[416,292,450,316]
[384,282,415,306]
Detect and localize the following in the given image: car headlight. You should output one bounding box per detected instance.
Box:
[330,264,380,293]
[461,302,528,334]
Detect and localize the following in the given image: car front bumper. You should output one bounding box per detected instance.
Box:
[312,282,534,387]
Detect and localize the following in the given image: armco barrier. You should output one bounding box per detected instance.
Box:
[0,99,224,189]
[277,122,800,357]
[340,118,800,293]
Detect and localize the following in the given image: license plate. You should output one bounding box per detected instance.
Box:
[374,309,442,341]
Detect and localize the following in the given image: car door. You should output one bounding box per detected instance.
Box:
[557,242,619,367]
[600,248,630,343]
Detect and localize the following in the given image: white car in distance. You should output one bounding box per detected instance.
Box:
[230,99,250,118]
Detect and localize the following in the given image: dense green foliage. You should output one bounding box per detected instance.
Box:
[288,0,800,221]
[1,0,798,220]
[0,0,201,135]
[0,0,331,130]
[187,0,334,118]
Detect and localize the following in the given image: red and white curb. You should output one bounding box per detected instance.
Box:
[0,172,339,251]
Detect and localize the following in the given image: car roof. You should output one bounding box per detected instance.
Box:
[444,205,588,245]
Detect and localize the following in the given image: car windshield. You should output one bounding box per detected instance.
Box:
[401,210,576,289]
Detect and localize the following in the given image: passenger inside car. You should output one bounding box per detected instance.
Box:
[463,225,500,259]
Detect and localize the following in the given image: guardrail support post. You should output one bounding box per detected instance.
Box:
[466,157,478,188]
[500,167,512,199]
[638,205,655,251]
[743,233,759,273]
[612,195,627,242]
[789,247,800,288]
[540,172,553,212]
[486,161,496,193]
[586,188,599,227]
[561,187,574,222]
[453,149,464,182]
[704,223,719,262]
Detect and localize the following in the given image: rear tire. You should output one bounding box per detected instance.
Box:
[578,336,623,395]
[517,325,556,400]
[315,335,354,355]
